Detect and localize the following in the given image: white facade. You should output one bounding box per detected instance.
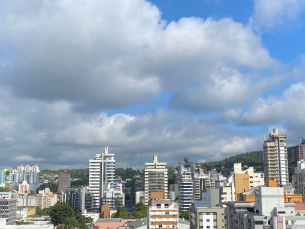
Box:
[135,191,145,204]
[89,147,115,212]
[144,155,168,205]
[103,147,115,188]
[89,153,102,212]
[178,159,196,213]
[147,199,179,229]
[225,186,305,229]
[220,163,264,203]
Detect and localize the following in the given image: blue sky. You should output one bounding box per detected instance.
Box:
[1,0,305,169]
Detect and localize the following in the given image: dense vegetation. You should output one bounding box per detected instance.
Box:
[199,150,264,171]
[130,202,147,219]
[179,210,189,220]
[49,202,92,228]
[37,183,58,193]
[39,168,89,187]
[0,187,10,192]
[115,167,143,180]
[111,204,128,219]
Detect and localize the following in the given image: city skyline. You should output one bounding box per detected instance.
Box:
[1,0,305,170]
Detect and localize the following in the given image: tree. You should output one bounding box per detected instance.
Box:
[0,187,10,192]
[49,203,75,225]
[179,210,189,221]
[130,202,147,219]
[111,204,128,219]
[63,217,80,229]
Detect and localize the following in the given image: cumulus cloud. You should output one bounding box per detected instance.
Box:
[0,88,263,169]
[252,0,305,29]
[0,0,277,112]
[242,82,305,145]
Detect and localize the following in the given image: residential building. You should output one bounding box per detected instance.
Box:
[0,170,6,185]
[89,147,115,212]
[291,139,305,173]
[17,196,37,217]
[241,178,302,203]
[226,186,305,229]
[220,163,264,204]
[178,157,196,213]
[189,188,225,229]
[36,189,57,209]
[0,198,17,225]
[101,183,125,210]
[147,199,179,229]
[135,179,145,204]
[293,160,305,202]
[144,155,168,205]
[0,192,11,199]
[18,181,30,194]
[58,171,70,193]
[263,128,288,186]
[125,217,189,229]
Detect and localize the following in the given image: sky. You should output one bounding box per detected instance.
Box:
[1,0,305,170]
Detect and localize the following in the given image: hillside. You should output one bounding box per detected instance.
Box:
[199,148,292,173]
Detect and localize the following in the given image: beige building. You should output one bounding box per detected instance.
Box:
[147,199,179,229]
[263,128,288,186]
[144,155,168,205]
[36,189,57,209]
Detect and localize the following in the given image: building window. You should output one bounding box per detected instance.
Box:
[165,204,169,208]
[159,225,162,228]
[206,219,210,222]
[165,212,169,215]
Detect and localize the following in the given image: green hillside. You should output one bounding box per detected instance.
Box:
[199,148,292,174]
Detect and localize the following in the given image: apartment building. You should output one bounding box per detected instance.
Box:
[263,128,288,186]
[58,170,70,193]
[293,160,305,202]
[147,199,179,229]
[190,188,225,229]
[0,170,5,185]
[178,158,196,213]
[220,163,264,204]
[89,147,115,212]
[0,199,17,225]
[101,183,125,210]
[226,186,305,229]
[144,155,168,205]
[291,139,305,173]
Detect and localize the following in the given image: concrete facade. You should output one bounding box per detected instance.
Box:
[178,158,196,213]
[226,186,305,229]
[263,128,288,186]
[147,199,179,229]
[144,155,168,205]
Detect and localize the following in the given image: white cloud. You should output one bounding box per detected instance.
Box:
[252,0,305,29]
[15,155,44,162]
[0,0,277,112]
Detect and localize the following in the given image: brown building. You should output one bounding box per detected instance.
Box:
[291,139,305,173]
[58,171,71,193]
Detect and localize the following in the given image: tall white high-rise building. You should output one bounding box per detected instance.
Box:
[144,155,168,205]
[89,147,115,212]
[178,158,196,213]
[263,128,288,186]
